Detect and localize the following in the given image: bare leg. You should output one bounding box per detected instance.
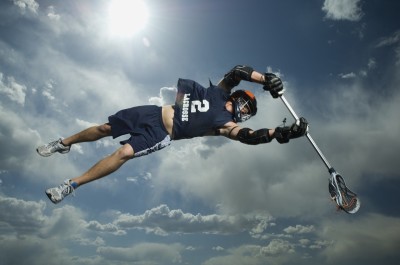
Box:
[71,144,134,187]
[62,124,112,146]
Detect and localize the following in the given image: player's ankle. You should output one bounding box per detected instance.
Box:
[60,140,70,147]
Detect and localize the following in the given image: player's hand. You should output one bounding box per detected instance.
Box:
[274,117,308,143]
[263,73,284,98]
[290,117,309,138]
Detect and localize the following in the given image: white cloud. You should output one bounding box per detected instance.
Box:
[0,104,82,182]
[309,240,331,249]
[284,225,315,234]
[0,195,88,239]
[109,204,273,236]
[42,79,56,101]
[298,238,310,247]
[186,245,196,251]
[75,118,98,128]
[149,86,177,106]
[367,58,376,69]
[339,72,356,79]
[0,196,47,235]
[376,30,400,65]
[213,246,225,252]
[376,30,400,48]
[47,5,60,21]
[261,239,295,256]
[72,236,105,247]
[12,0,39,14]
[322,0,363,21]
[126,172,152,185]
[86,220,126,235]
[0,73,27,105]
[0,195,88,263]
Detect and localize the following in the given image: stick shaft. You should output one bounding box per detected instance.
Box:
[280,95,332,170]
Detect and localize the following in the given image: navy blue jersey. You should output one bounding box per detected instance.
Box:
[173,78,233,140]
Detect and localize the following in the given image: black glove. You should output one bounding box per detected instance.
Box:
[274,117,308,144]
[290,117,309,138]
[263,73,284,98]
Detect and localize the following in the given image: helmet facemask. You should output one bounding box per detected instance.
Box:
[230,90,257,123]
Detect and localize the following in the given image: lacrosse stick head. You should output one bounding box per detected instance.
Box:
[328,169,360,214]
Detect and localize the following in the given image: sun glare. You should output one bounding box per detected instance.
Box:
[107,0,149,37]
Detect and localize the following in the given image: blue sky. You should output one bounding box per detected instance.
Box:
[1,0,400,264]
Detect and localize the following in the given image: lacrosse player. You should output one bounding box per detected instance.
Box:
[37,65,308,204]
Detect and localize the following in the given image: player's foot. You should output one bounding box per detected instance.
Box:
[45,179,75,204]
[36,138,70,157]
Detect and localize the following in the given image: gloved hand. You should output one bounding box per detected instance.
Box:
[263,73,284,98]
[290,117,309,138]
[274,117,308,144]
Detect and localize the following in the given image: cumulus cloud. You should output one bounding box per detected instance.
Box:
[149,86,177,106]
[126,172,152,184]
[86,220,126,235]
[0,195,189,265]
[0,104,82,182]
[0,196,47,235]
[284,225,315,234]
[105,204,273,236]
[0,73,27,105]
[261,239,295,256]
[0,195,94,264]
[46,5,60,21]
[12,0,39,14]
[0,195,90,239]
[322,0,363,21]
[75,118,98,128]
[213,246,225,252]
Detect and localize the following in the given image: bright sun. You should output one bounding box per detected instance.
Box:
[107,0,149,37]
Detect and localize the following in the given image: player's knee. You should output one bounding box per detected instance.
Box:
[98,123,112,136]
[115,144,134,160]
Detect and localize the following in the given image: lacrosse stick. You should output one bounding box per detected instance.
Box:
[280,95,360,214]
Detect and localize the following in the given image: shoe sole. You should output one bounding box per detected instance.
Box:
[36,148,53,157]
[36,148,70,157]
[45,190,59,204]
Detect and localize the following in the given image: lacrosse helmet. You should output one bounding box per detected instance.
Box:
[229,90,257,122]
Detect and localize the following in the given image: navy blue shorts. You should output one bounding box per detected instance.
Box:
[108,105,171,157]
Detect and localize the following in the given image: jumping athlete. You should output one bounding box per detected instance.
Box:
[37,65,309,204]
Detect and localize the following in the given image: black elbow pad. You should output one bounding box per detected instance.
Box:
[237,128,271,145]
[224,65,254,87]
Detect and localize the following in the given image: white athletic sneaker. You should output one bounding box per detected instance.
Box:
[36,138,70,157]
[45,179,75,204]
